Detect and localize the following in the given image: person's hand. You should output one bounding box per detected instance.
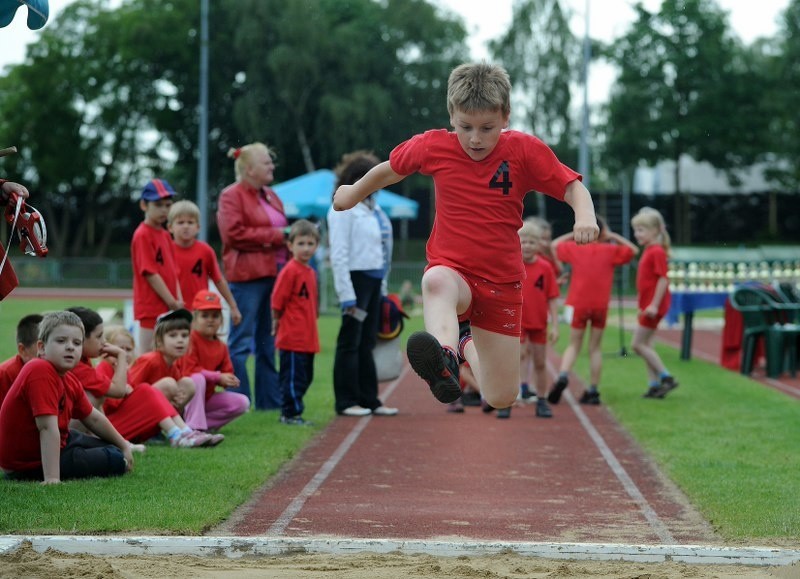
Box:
[643,304,658,318]
[333,185,357,211]
[99,343,125,361]
[230,306,243,326]
[549,326,559,344]
[271,318,279,336]
[122,447,134,472]
[573,218,599,244]
[219,373,240,388]
[1,181,29,202]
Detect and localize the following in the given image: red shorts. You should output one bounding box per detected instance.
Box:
[451,270,523,337]
[638,311,664,329]
[520,328,547,344]
[138,317,157,330]
[571,307,608,330]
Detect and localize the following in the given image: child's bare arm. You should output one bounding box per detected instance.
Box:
[144,273,182,309]
[82,409,134,471]
[333,161,406,211]
[271,309,281,337]
[100,344,129,398]
[35,415,61,484]
[563,181,599,244]
[215,279,242,326]
[645,276,670,317]
[548,298,560,343]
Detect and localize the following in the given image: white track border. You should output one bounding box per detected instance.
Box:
[1,535,799,566]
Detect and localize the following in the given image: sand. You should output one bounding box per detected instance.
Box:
[2,542,798,579]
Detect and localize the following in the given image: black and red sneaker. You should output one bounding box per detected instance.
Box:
[407,331,462,403]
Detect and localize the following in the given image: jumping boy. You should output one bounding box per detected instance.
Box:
[168,200,242,327]
[131,179,183,353]
[547,216,637,406]
[271,219,320,426]
[333,62,598,409]
[0,311,133,483]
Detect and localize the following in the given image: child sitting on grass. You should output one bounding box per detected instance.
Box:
[0,311,133,483]
[0,313,42,408]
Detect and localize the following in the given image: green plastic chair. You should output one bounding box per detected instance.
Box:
[730,285,800,378]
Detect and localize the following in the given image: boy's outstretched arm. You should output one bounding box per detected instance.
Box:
[563,180,599,244]
[332,161,406,211]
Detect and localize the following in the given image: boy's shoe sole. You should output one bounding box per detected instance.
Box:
[547,376,569,404]
[642,387,661,398]
[407,331,461,403]
[496,407,511,419]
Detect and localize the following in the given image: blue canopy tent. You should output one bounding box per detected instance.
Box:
[272,169,418,220]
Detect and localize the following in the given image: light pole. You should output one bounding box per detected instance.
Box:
[577,0,591,190]
[196,0,209,241]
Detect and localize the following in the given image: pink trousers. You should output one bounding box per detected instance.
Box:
[183,373,249,431]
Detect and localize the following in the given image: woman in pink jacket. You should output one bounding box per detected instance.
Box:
[216,142,288,410]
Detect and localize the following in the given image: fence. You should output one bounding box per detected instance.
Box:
[11,257,426,315]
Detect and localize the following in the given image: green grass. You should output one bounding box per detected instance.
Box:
[561,325,800,542]
[1,297,799,543]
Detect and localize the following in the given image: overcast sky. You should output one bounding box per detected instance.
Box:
[0,0,791,106]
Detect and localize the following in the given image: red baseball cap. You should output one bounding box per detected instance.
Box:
[192,290,222,311]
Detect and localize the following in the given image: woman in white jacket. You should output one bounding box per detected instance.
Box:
[327,151,398,417]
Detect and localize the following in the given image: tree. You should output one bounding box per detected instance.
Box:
[603,0,767,244]
[488,0,577,159]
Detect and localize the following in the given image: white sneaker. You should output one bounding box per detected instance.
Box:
[372,406,398,416]
[340,405,371,417]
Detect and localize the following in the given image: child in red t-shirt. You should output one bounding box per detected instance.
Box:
[333,63,598,412]
[271,220,320,426]
[168,200,242,327]
[524,216,566,285]
[0,311,132,483]
[0,313,42,408]
[100,325,215,448]
[631,207,678,399]
[515,220,560,420]
[131,179,183,353]
[547,216,638,406]
[128,309,198,413]
[182,290,249,435]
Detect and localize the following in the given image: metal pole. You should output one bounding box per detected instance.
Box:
[577,0,591,189]
[196,0,210,241]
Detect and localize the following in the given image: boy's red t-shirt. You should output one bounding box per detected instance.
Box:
[0,354,24,408]
[0,358,93,472]
[390,129,579,284]
[271,259,319,354]
[131,222,181,320]
[557,241,635,310]
[173,240,223,307]
[71,356,112,399]
[521,258,559,331]
[636,244,671,316]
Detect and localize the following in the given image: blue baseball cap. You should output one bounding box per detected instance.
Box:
[140,179,176,202]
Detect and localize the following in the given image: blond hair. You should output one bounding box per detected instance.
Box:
[226,142,275,181]
[631,207,671,252]
[38,311,84,344]
[518,220,542,239]
[104,325,138,364]
[447,63,511,117]
[524,215,552,234]
[168,200,201,225]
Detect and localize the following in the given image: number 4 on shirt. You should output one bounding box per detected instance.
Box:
[489,161,513,195]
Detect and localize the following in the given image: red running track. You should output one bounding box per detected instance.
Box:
[227,360,718,544]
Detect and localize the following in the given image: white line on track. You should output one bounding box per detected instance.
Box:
[547,360,675,544]
[267,364,410,536]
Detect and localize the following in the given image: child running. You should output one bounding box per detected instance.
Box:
[516,220,560,419]
[630,207,678,398]
[546,216,638,406]
[333,62,598,409]
[271,219,321,426]
[0,311,133,483]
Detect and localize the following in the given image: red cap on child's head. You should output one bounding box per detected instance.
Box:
[192,290,222,311]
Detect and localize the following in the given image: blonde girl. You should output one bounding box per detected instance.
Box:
[630,208,678,398]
